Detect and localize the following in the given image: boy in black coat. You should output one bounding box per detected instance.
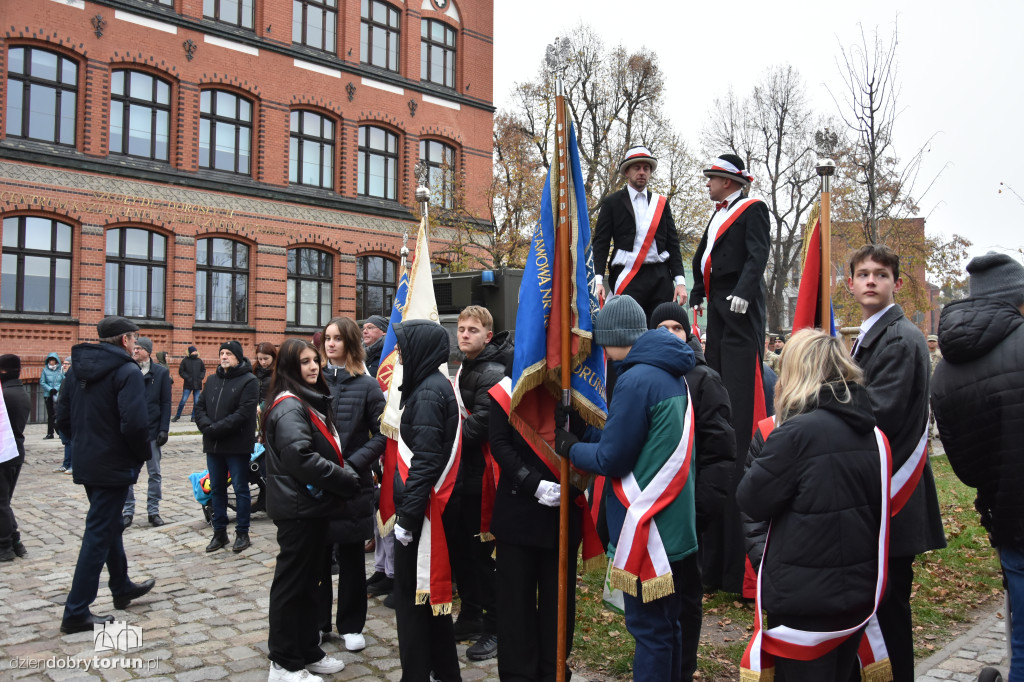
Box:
[848,244,946,681]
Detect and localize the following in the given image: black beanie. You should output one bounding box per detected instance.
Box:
[219,340,245,363]
[0,354,21,379]
[649,302,691,336]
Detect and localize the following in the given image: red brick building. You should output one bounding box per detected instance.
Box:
[0,0,494,416]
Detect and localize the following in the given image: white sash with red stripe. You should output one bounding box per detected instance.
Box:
[268,392,343,463]
[889,415,929,516]
[608,394,694,602]
[740,427,893,681]
[700,198,760,297]
[453,366,499,540]
[614,193,667,295]
[396,408,461,615]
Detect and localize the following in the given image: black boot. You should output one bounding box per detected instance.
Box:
[232,532,251,553]
[206,530,229,552]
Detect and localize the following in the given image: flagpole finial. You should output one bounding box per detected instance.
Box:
[815,158,836,192]
[414,160,430,206]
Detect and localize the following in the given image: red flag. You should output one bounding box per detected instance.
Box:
[792,216,835,334]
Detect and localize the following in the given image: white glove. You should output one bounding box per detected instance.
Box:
[534,480,561,507]
[395,524,414,546]
[727,295,749,314]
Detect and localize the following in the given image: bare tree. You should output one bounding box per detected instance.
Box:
[703,65,821,332]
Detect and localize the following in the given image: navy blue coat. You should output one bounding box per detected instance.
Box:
[56,342,150,487]
[142,362,172,439]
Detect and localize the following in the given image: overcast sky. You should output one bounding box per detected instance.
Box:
[492,0,1024,272]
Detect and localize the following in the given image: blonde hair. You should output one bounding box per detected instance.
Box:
[458,305,493,331]
[774,329,863,425]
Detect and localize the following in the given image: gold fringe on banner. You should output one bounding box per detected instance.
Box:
[640,572,676,603]
[479,531,494,542]
[581,554,606,574]
[740,666,774,682]
[861,659,893,682]
[609,566,639,597]
[377,510,396,537]
[431,602,452,617]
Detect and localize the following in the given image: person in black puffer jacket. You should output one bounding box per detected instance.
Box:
[0,354,32,561]
[262,338,360,680]
[316,317,387,652]
[737,330,884,682]
[932,253,1024,682]
[448,306,513,656]
[174,346,205,421]
[391,319,462,682]
[195,341,259,553]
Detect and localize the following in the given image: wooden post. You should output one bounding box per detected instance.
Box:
[816,159,836,330]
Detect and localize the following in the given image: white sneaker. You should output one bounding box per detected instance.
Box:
[306,655,345,674]
[269,662,323,682]
[342,632,365,651]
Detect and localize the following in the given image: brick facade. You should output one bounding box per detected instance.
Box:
[0,0,494,409]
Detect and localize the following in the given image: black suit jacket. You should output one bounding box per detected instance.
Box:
[688,198,771,307]
[854,304,947,557]
[592,187,685,282]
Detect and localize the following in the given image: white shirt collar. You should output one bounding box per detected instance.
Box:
[721,189,743,206]
[627,184,647,202]
[859,303,896,338]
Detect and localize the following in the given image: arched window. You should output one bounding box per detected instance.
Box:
[420,20,455,89]
[293,0,337,52]
[204,0,254,29]
[290,111,335,189]
[199,90,252,174]
[105,227,167,319]
[5,47,77,145]
[360,1,401,72]
[358,125,398,200]
[356,255,396,320]
[419,139,455,209]
[1,216,72,315]
[195,237,249,323]
[109,70,171,161]
[287,248,333,328]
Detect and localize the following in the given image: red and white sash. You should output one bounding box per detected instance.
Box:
[741,422,893,682]
[487,377,605,567]
[268,392,343,465]
[890,414,929,516]
[396,400,462,616]
[608,394,694,602]
[700,198,760,298]
[453,365,500,541]
[614,193,667,295]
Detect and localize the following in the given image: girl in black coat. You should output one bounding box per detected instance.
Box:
[263,339,360,681]
[317,317,386,652]
[736,329,885,682]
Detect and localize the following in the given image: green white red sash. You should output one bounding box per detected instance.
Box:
[700,198,760,298]
[609,393,694,602]
[741,418,893,682]
[613,192,667,295]
[395,403,462,616]
[487,377,605,568]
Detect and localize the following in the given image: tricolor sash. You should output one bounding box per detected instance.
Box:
[700,198,760,298]
[613,193,667,295]
[268,392,343,466]
[453,365,500,541]
[741,420,893,682]
[396,408,462,616]
[487,378,605,569]
[609,393,694,602]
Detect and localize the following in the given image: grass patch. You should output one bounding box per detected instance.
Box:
[570,454,1002,677]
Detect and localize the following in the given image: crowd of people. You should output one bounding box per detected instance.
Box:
[0,146,1020,682]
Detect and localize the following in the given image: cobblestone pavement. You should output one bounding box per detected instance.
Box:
[0,422,502,681]
[1,423,1012,681]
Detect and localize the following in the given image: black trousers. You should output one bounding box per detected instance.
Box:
[495,541,577,682]
[677,553,703,681]
[0,460,22,546]
[610,261,675,323]
[64,485,131,620]
[875,555,916,682]
[446,492,496,631]
[44,395,56,436]
[394,532,461,682]
[268,518,328,672]
[318,541,368,635]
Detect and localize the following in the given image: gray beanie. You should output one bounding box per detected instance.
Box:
[967,251,1024,305]
[595,295,648,347]
[136,336,154,355]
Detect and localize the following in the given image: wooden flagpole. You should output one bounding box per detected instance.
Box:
[554,78,572,682]
[816,158,836,330]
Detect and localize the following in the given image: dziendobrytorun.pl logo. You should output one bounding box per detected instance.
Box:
[7,621,160,673]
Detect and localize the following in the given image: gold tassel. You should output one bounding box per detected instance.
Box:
[581,554,606,574]
[380,422,399,440]
[431,602,453,617]
[640,573,676,603]
[740,666,773,682]
[479,532,494,542]
[608,567,639,597]
[378,513,396,537]
[860,659,893,682]
[414,590,430,606]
